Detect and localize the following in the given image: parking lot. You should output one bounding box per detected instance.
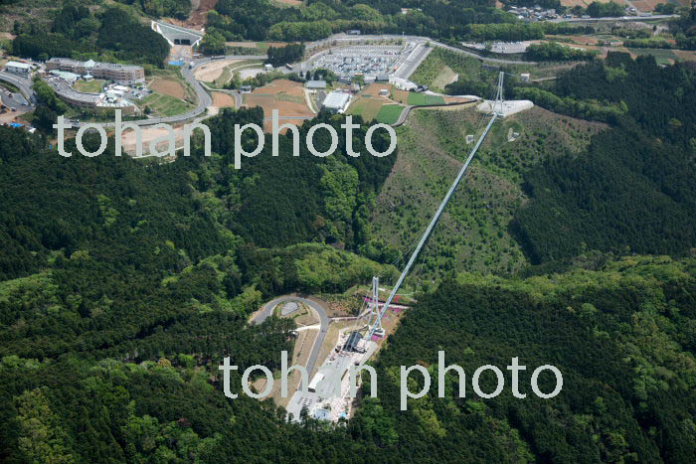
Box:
[307,44,417,81]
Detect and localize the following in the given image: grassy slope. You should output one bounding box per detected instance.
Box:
[410,48,483,92]
[375,104,403,124]
[407,93,445,105]
[371,106,606,285]
[411,47,578,93]
[0,0,55,33]
[141,92,193,117]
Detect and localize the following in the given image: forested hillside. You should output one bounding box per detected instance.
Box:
[206,0,593,43]
[9,3,170,65]
[184,107,397,256]
[2,2,696,460]
[512,54,696,264]
[371,104,605,280]
[0,111,401,461]
[3,214,696,463]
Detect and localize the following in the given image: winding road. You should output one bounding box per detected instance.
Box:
[8,15,679,130]
[70,54,266,128]
[0,71,35,103]
[252,296,330,377]
[4,32,539,130]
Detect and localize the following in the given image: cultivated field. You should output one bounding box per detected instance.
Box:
[212,92,236,108]
[347,83,394,122]
[349,97,387,122]
[149,77,186,99]
[244,79,315,130]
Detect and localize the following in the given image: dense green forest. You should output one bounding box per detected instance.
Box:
[3,167,696,464]
[512,53,696,264]
[114,0,192,20]
[2,2,696,461]
[205,0,595,43]
[11,3,170,65]
[266,44,306,67]
[525,42,597,61]
[184,107,397,256]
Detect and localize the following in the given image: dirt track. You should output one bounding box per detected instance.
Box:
[194,59,240,83]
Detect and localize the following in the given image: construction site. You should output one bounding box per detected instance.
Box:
[255,278,410,423]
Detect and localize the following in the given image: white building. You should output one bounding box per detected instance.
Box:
[322,91,351,114]
[5,61,31,76]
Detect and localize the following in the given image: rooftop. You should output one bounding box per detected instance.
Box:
[6,61,31,69]
[306,80,327,89]
[322,91,350,110]
[47,58,143,72]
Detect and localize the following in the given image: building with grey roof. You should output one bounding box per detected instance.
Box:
[46,58,145,84]
[305,80,327,90]
[5,61,31,76]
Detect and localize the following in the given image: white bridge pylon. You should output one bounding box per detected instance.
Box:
[367,276,386,337]
[368,72,504,339]
[493,71,505,117]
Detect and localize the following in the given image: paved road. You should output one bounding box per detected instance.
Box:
[393,42,432,79]
[301,33,537,69]
[200,85,244,107]
[392,98,478,127]
[252,296,330,377]
[0,71,36,104]
[71,55,266,128]
[32,54,266,129]
[549,14,677,23]
[431,40,538,65]
[1,88,30,109]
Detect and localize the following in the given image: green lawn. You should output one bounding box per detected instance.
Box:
[348,96,385,122]
[408,93,445,106]
[375,104,404,124]
[73,79,106,93]
[627,48,676,66]
[141,93,193,117]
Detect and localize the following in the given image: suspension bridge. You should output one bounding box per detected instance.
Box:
[367,71,506,339]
